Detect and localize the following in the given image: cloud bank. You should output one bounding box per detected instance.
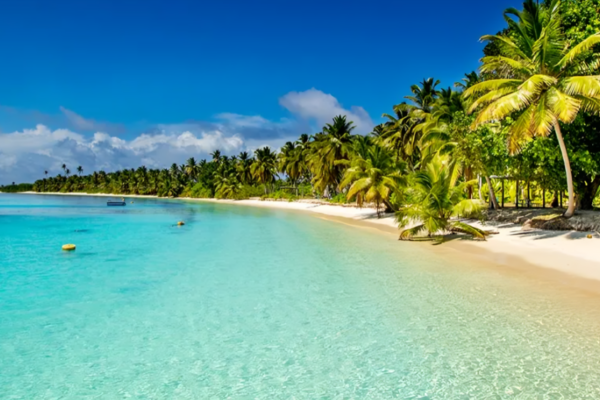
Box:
[0,89,374,184]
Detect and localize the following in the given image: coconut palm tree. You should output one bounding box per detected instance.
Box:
[307,115,356,194]
[185,157,197,180]
[251,147,277,194]
[236,151,254,185]
[77,166,83,176]
[211,150,222,163]
[397,156,489,240]
[377,107,418,166]
[454,71,481,90]
[463,0,600,217]
[339,145,407,217]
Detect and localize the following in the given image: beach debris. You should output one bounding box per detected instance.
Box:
[177,221,185,226]
[62,244,76,251]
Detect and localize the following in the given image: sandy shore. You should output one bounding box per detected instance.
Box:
[16,191,600,285]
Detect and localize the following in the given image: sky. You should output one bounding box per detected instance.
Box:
[0,0,522,184]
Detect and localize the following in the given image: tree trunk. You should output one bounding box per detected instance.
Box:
[465,167,473,199]
[542,188,546,208]
[578,176,600,210]
[554,122,575,217]
[478,175,484,201]
[551,191,559,208]
[485,176,500,210]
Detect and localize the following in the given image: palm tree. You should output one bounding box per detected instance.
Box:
[397,157,489,240]
[61,164,67,174]
[211,150,222,163]
[236,151,254,185]
[463,0,600,217]
[378,107,417,165]
[65,169,70,177]
[251,147,278,194]
[339,145,406,217]
[77,166,83,176]
[454,71,481,90]
[279,142,305,188]
[397,77,440,117]
[307,115,356,194]
[185,157,197,180]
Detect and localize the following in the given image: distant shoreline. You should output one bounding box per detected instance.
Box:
[12,191,600,290]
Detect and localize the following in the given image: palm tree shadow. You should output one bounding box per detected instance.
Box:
[509,230,593,240]
[431,233,485,245]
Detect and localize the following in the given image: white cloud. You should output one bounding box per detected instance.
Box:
[279,88,374,134]
[0,125,244,184]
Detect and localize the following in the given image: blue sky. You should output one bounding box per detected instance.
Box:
[0,0,521,183]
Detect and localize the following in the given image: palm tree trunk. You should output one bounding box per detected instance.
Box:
[485,176,500,210]
[465,167,472,199]
[478,175,484,201]
[554,122,575,217]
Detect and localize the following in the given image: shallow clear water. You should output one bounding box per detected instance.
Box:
[2,194,600,399]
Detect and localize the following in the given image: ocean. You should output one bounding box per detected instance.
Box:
[1,193,600,399]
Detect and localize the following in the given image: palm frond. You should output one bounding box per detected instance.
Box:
[557,33,600,69]
[451,199,487,219]
[475,92,530,126]
[562,76,600,98]
[463,79,521,99]
[467,86,516,114]
[399,224,428,240]
[507,104,536,153]
[448,221,487,240]
[532,92,557,136]
[480,56,534,75]
[547,87,581,123]
[480,34,531,61]
[578,96,600,115]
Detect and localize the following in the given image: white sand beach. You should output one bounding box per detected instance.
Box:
[18,192,600,286]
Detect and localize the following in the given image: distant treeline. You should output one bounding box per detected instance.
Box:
[0,183,33,193]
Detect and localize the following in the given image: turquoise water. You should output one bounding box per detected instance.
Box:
[2,194,600,399]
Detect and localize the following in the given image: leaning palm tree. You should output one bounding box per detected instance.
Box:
[339,145,406,217]
[463,0,600,217]
[397,157,489,241]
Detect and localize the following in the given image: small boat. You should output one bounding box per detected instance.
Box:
[107,201,126,206]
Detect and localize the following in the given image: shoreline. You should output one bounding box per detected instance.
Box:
[12,191,600,289]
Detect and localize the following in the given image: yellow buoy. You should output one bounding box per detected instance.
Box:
[177,221,185,226]
[62,244,76,251]
[588,234,593,239]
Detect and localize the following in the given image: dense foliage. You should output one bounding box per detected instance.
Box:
[0,183,33,193]
[26,0,600,239]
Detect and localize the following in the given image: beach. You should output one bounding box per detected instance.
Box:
[20,191,600,287]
